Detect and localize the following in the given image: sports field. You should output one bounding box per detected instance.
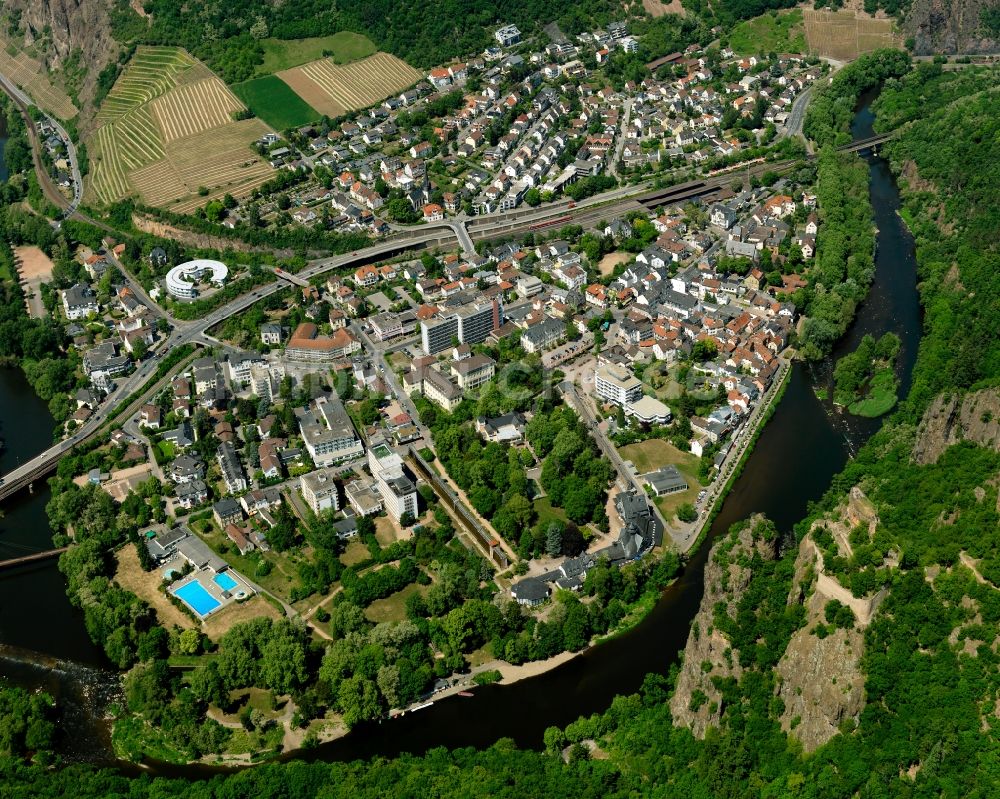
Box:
[257,32,377,75]
[803,8,902,60]
[277,51,422,118]
[232,75,320,129]
[86,46,276,210]
[0,37,77,119]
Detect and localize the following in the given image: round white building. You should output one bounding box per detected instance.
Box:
[165,259,229,299]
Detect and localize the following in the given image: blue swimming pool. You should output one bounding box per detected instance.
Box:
[173,581,221,616]
[213,572,238,592]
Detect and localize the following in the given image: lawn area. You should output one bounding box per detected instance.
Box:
[534,496,569,529]
[232,75,319,130]
[387,351,411,372]
[375,515,403,547]
[364,582,427,623]
[256,33,377,75]
[619,438,697,474]
[202,595,283,640]
[848,369,898,417]
[467,642,494,668]
[114,543,195,630]
[340,539,371,567]
[728,9,805,55]
[192,522,305,602]
[155,440,176,463]
[618,439,704,524]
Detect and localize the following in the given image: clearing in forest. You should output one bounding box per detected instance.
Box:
[277,52,423,118]
[803,8,902,61]
[642,0,686,17]
[256,32,377,75]
[729,9,806,55]
[86,46,276,211]
[0,36,78,119]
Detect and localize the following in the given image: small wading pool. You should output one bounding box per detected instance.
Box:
[173,580,222,617]
[213,572,238,592]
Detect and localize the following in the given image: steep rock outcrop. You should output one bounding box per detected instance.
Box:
[774,488,888,752]
[8,0,121,119]
[913,388,1000,465]
[903,0,1000,55]
[670,517,778,737]
[775,538,866,751]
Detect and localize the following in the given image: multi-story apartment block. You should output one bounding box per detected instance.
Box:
[297,394,364,467]
[595,363,643,407]
[300,467,341,514]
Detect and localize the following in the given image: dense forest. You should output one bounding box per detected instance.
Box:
[794,49,912,360]
[832,332,900,417]
[794,148,874,360]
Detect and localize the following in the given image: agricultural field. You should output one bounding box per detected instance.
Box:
[256,32,377,75]
[95,46,196,123]
[86,46,276,211]
[151,78,244,141]
[729,9,806,55]
[0,37,77,119]
[803,8,903,61]
[232,75,320,130]
[277,51,423,118]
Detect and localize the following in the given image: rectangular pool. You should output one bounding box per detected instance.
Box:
[213,572,238,592]
[173,580,221,617]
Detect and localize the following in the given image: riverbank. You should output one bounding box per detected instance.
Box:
[676,355,793,557]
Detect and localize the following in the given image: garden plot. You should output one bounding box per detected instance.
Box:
[85,46,276,210]
[803,9,902,61]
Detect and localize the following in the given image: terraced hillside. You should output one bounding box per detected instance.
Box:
[86,46,276,212]
[0,36,78,119]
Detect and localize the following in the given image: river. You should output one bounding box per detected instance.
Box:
[0,90,923,774]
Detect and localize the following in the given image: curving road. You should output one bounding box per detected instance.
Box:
[0,70,82,214]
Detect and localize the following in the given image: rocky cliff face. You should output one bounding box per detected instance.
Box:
[913,388,1000,465]
[775,537,866,752]
[902,0,1000,55]
[8,0,120,117]
[670,517,778,737]
[773,487,890,752]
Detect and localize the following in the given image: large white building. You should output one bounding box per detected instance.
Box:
[296,394,364,467]
[420,299,501,354]
[300,467,341,514]
[166,259,229,299]
[595,363,643,407]
[62,283,99,320]
[368,438,418,522]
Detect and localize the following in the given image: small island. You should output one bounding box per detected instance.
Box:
[833,332,901,417]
